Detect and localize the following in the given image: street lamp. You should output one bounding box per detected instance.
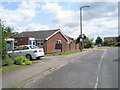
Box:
[80,5,90,51]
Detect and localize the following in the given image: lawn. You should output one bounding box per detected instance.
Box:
[1,65,24,74]
[96,47,106,49]
[45,50,81,56]
[1,61,38,74]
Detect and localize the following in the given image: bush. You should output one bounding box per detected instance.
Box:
[13,56,32,65]
[2,59,14,66]
[115,42,120,46]
[110,42,117,46]
[103,40,109,46]
[82,38,93,48]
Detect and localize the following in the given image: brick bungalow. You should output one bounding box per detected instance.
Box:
[104,36,120,42]
[14,29,80,53]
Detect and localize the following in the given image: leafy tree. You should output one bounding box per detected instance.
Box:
[95,36,103,45]
[82,37,93,48]
[75,34,87,43]
[0,19,13,59]
[103,40,109,46]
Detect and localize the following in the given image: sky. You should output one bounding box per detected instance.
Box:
[0,0,118,40]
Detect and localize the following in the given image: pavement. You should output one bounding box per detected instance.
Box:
[2,48,95,88]
[23,47,118,88]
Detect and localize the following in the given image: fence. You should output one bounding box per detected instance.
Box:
[61,42,81,52]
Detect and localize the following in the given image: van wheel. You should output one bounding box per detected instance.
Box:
[26,54,32,60]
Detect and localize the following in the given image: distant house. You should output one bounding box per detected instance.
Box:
[104,36,120,42]
[13,29,80,53]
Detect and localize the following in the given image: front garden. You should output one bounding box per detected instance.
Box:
[1,56,34,74]
[0,19,35,74]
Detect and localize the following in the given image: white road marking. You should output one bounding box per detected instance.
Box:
[58,64,65,68]
[94,49,107,88]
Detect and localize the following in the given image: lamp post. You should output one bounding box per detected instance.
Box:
[80,5,90,51]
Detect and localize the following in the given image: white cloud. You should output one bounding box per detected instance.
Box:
[42,3,80,38]
[42,3,61,13]
[16,23,49,33]
[1,2,118,39]
[83,18,118,38]
[42,3,79,25]
[41,2,118,39]
[0,1,39,26]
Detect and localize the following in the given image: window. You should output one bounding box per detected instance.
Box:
[33,41,35,45]
[14,40,18,46]
[56,40,61,44]
[14,46,23,50]
[30,45,39,49]
[23,46,29,50]
[37,40,44,47]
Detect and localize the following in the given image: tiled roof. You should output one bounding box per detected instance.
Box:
[14,29,60,40]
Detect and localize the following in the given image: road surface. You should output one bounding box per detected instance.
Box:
[25,47,119,88]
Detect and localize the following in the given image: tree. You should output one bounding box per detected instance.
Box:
[103,40,109,46]
[82,37,93,48]
[0,19,13,59]
[75,34,87,43]
[95,36,103,45]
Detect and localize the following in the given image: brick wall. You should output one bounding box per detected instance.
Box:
[46,32,67,53]
[15,37,29,46]
[62,43,80,52]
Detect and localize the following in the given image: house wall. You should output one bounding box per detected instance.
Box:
[104,36,120,42]
[15,37,29,46]
[45,32,80,53]
[46,32,67,53]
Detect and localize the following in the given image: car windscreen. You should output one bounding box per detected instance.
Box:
[30,45,39,49]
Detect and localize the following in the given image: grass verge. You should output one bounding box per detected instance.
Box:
[1,61,38,74]
[96,47,106,49]
[1,65,24,74]
[45,50,81,57]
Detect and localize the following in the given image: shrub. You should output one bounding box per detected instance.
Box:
[82,38,93,48]
[110,42,117,46]
[115,42,120,46]
[2,59,14,66]
[103,40,109,46]
[13,56,32,65]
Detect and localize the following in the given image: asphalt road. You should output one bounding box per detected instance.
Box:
[27,47,118,88]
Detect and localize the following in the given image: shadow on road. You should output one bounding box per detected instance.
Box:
[31,58,43,61]
[113,58,120,61]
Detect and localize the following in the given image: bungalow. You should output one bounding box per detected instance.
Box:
[13,29,80,53]
[104,36,120,42]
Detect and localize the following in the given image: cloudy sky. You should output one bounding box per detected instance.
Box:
[0,0,118,40]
